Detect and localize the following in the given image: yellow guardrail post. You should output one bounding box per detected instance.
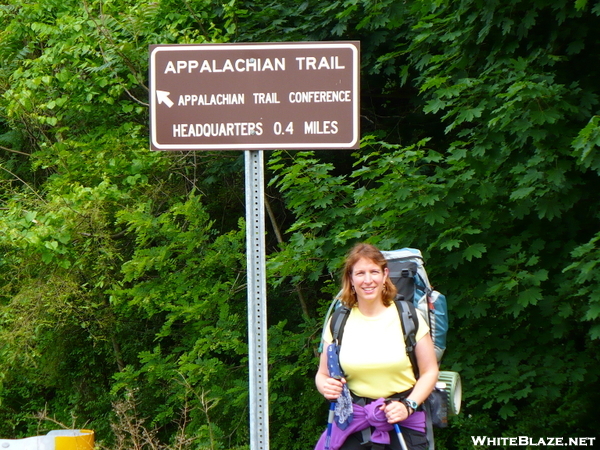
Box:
[0,429,94,450]
[51,430,95,450]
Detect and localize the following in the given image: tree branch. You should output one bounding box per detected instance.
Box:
[264,194,310,319]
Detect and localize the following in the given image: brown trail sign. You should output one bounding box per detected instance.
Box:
[149,41,360,151]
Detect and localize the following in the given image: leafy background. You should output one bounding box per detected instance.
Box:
[0,0,599,449]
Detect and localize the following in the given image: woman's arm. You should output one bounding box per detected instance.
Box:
[408,332,439,406]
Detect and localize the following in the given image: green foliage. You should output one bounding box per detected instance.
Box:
[109,197,250,448]
[267,0,600,446]
[1,0,600,449]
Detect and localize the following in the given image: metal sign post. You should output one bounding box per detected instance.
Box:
[245,149,269,450]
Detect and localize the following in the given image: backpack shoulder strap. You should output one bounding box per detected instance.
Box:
[330,305,351,346]
[394,299,420,379]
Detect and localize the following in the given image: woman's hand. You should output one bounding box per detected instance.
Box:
[380,400,411,424]
[316,342,348,401]
[321,376,346,401]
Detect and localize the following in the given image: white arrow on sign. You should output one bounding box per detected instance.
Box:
[156,90,174,108]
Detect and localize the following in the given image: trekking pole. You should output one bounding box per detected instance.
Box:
[393,423,409,450]
[324,401,336,450]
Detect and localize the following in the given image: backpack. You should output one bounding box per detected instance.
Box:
[380,248,448,362]
[321,248,461,450]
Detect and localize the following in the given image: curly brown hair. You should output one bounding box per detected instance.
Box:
[339,243,397,308]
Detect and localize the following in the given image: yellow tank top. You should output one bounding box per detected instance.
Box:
[325,304,429,399]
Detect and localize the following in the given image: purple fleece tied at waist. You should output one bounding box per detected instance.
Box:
[314,398,426,450]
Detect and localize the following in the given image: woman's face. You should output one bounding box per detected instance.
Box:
[350,257,389,304]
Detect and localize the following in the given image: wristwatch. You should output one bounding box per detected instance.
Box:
[402,398,419,414]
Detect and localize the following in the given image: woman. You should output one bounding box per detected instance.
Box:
[315,243,438,450]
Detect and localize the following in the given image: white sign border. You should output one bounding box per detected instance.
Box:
[150,42,360,150]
